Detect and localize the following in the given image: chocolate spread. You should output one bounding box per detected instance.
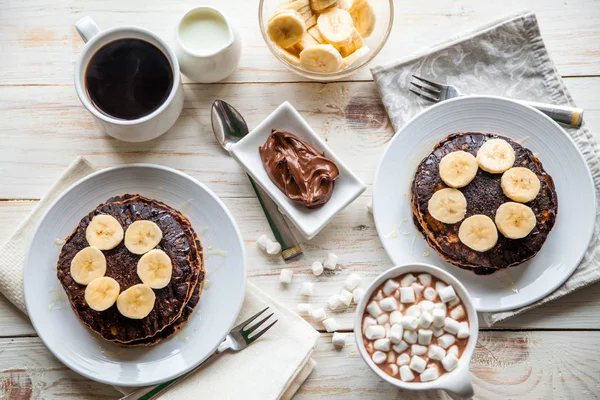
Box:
[259,130,340,209]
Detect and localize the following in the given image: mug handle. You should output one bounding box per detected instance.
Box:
[442,367,474,400]
[75,16,101,43]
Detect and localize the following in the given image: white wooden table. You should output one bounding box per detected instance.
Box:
[1,0,600,398]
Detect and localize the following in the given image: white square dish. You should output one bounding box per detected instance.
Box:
[230,101,366,239]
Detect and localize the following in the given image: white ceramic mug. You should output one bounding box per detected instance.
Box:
[355,263,478,400]
[174,7,242,83]
[74,17,184,143]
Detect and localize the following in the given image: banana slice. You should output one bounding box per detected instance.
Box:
[427,188,467,224]
[85,276,120,311]
[337,27,363,57]
[268,10,307,48]
[495,202,537,239]
[342,45,370,69]
[501,167,541,203]
[476,138,515,173]
[70,246,107,285]
[124,220,163,255]
[277,0,310,12]
[137,249,173,289]
[292,30,322,52]
[307,26,326,43]
[278,47,302,66]
[300,44,343,73]
[117,284,156,319]
[439,151,478,188]
[348,0,376,38]
[458,215,498,252]
[310,0,338,12]
[317,7,354,48]
[86,215,124,250]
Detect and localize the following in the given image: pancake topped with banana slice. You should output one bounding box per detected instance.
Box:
[411,133,558,275]
[56,194,204,344]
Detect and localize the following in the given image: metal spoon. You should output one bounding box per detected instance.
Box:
[211,99,303,261]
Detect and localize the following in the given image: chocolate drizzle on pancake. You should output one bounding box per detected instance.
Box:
[411,133,558,275]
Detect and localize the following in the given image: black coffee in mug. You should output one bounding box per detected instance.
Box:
[85,38,174,120]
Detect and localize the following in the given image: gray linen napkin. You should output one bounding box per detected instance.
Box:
[371,11,600,326]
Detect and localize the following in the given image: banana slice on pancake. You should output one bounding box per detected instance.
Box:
[117,284,156,319]
[501,167,541,203]
[438,151,478,188]
[300,44,343,73]
[427,188,467,224]
[458,215,498,252]
[124,220,163,254]
[317,7,355,48]
[86,215,124,250]
[85,276,120,311]
[476,138,515,174]
[268,10,307,48]
[347,0,376,38]
[70,246,107,285]
[137,249,173,289]
[495,202,537,239]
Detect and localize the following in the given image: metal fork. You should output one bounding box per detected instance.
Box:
[409,75,583,128]
[120,307,277,400]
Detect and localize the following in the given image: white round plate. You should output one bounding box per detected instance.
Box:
[373,96,596,312]
[24,164,246,387]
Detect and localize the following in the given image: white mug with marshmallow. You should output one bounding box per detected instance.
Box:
[354,263,478,399]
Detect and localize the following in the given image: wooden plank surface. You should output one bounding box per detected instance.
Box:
[1,332,599,399]
[1,0,599,85]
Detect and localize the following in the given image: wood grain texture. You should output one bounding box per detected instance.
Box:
[0,333,598,399]
[0,77,599,199]
[2,199,599,334]
[0,0,599,85]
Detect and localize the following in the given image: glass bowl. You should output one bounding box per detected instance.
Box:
[258,0,394,81]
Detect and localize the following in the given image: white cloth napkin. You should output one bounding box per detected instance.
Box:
[0,157,319,399]
[371,11,600,326]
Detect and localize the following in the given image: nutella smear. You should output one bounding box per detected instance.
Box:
[259,130,339,209]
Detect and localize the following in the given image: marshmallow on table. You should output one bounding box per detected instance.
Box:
[418,311,433,329]
[389,324,403,344]
[372,351,387,364]
[383,279,400,296]
[300,282,314,297]
[411,344,427,356]
[296,303,311,316]
[279,269,293,284]
[448,345,459,357]
[367,301,383,317]
[428,345,446,361]
[401,316,418,331]
[442,353,459,372]
[256,234,271,250]
[376,314,389,325]
[311,307,327,322]
[312,261,324,276]
[374,338,391,352]
[423,287,437,301]
[443,317,460,335]
[405,305,421,318]
[396,353,410,366]
[365,325,386,340]
[438,285,458,303]
[328,294,343,310]
[400,287,416,303]
[390,311,403,325]
[432,308,446,327]
[417,329,433,345]
[457,322,470,339]
[344,274,361,291]
[412,283,424,296]
[432,327,444,337]
[403,330,418,344]
[332,332,347,348]
[389,363,398,376]
[420,367,440,382]
[324,253,339,270]
[366,200,373,214]
[323,318,338,332]
[438,334,456,349]
[353,288,365,304]
[266,241,281,255]
[450,305,466,321]
[418,273,432,286]
[409,355,426,373]
[392,340,409,354]
[399,365,415,382]
[379,297,398,312]
[339,289,353,306]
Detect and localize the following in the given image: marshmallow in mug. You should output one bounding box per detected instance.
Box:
[361,273,471,383]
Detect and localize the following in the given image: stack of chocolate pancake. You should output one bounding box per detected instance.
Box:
[57,194,204,346]
[411,133,558,275]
